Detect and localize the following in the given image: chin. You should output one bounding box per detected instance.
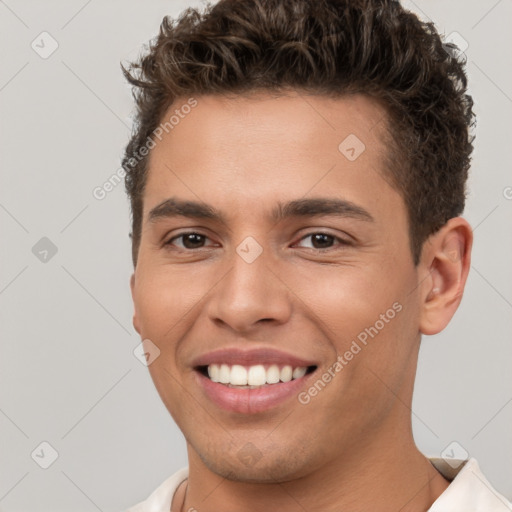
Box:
[196,441,318,484]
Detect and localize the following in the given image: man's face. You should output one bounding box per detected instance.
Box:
[131,92,424,482]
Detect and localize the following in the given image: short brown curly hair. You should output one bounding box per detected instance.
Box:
[122,0,475,267]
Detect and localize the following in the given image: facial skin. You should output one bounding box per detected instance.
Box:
[130,91,472,512]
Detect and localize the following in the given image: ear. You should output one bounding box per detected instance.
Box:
[418,217,473,335]
[130,273,141,335]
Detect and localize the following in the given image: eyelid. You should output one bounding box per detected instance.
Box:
[164,231,218,249]
[292,230,353,249]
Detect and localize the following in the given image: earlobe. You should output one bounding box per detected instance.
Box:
[130,273,141,335]
[418,217,473,336]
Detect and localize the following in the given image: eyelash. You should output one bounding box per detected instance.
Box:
[164,232,351,251]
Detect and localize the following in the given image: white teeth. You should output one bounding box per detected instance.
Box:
[280,365,293,383]
[219,364,230,384]
[292,366,307,379]
[247,365,266,386]
[266,364,281,384]
[207,364,220,382]
[205,363,310,386]
[230,364,248,385]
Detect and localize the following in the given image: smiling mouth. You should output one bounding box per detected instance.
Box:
[195,364,317,389]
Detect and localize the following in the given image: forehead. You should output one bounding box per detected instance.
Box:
[143,91,400,223]
[151,91,388,159]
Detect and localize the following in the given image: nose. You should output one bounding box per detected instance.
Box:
[206,247,292,334]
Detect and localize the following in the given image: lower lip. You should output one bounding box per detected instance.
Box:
[195,370,315,414]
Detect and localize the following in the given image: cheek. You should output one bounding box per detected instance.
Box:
[132,266,204,422]
[285,262,418,378]
[133,264,209,339]
[286,263,397,337]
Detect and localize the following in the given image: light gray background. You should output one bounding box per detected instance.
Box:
[0,1,511,510]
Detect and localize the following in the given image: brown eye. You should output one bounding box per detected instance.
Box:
[310,233,335,249]
[167,233,210,249]
[293,232,352,251]
[296,233,338,249]
[182,233,206,248]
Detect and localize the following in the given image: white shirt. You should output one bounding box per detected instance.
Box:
[125,457,512,511]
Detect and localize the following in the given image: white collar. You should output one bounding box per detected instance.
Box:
[427,457,511,511]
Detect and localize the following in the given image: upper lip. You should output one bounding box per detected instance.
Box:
[192,347,318,368]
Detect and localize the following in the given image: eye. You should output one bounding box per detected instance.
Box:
[165,232,215,250]
[294,232,349,250]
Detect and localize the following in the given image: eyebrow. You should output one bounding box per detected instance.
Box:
[147,197,374,224]
[271,197,374,223]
